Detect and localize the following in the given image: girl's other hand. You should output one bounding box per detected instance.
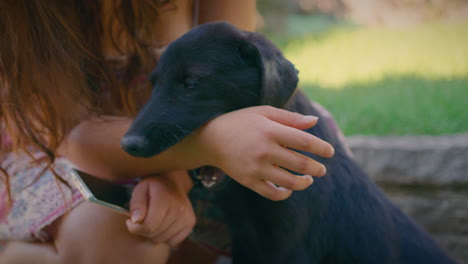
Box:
[191,105,335,201]
[126,171,195,247]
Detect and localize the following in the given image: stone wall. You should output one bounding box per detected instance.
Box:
[348,133,468,263]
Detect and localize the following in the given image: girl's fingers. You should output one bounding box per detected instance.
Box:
[274,125,334,158]
[270,146,326,177]
[152,199,195,242]
[150,209,178,241]
[252,180,293,201]
[126,220,151,238]
[127,205,189,241]
[130,191,167,236]
[129,182,150,224]
[254,106,319,130]
[168,227,193,247]
[152,223,183,244]
[261,165,314,191]
[143,185,172,228]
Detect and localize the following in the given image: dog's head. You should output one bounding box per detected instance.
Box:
[121,22,298,157]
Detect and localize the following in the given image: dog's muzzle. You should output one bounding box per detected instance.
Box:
[121,135,153,158]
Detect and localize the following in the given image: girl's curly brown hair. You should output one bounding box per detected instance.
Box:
[0,0,173,196]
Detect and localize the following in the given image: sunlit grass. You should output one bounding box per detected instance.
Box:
[267,19,468,135]
[302,76,468,135]
[283,22,468,88]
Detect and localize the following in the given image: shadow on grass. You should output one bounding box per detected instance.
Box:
[300,75,468,136]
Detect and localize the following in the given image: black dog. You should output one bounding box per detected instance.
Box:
[121,22,456,264]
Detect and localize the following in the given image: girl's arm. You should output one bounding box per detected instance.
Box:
[59,0,334,201]
[59,106,334,201]
[57,115,201,180]
[58,0,259,180]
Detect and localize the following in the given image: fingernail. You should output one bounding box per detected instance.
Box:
[320,165,327,176]
[328,146,335,157]
[131,210,143,223]
[304,175,314,184]
[303,115,318,123]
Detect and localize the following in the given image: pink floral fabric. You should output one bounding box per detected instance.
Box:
[0,153,84,242]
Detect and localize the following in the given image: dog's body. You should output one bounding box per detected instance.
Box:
[122,22,456,263]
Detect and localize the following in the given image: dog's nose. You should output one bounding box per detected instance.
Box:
[121,136,150,157]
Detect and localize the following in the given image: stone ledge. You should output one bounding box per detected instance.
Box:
[347,133,468,263]
[379,187,468,263]
[347,133,468,185]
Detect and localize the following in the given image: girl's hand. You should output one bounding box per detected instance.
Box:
[190,105,335,201]
[126,171,195,247]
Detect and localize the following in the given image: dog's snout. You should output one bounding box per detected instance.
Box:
[121,135,151,157]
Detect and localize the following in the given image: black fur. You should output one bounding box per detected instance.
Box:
[121,22,457,264]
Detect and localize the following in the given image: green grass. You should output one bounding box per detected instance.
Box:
[266,18,468,135]
[302,76,468,135]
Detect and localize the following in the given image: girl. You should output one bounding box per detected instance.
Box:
[0,0,334,263]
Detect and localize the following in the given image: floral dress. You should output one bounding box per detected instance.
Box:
[0,153,83,242]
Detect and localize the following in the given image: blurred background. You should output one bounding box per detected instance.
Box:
[256,0,468,262]
[257,0,467,136]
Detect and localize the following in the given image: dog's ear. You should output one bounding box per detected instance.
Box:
[239,32,299,108]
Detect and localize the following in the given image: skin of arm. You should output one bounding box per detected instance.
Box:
[58,0,335,201]
[0,2,283,263]
[58,116,201,179]
[0,2,335,263]
[57,0,257,180]
[60,106,333,200]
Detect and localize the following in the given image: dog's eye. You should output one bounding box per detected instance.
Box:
[184,78,198,89]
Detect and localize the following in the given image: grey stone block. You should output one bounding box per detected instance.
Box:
[348,133,468,185]
[347,133,468,263]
